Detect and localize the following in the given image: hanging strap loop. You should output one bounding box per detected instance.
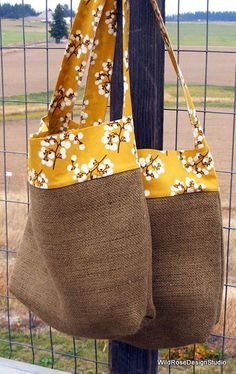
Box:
[78,0,132,127]
[43,0,132,135]
[80,0,132,127]
[150,0,208,150]
[82,0,208,151]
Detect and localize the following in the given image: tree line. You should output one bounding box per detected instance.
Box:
[0,4,38,18]
[0,3,75,19]
[0,4,235,22]
[166,11,236,22]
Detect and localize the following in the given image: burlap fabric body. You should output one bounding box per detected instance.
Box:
[10,169,155,338]
[121,192,224,349]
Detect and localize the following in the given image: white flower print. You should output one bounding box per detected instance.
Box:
[68,155,114,182]
[188,108,205,149]
[95,59,113,98]
[105,1,117,36]
[90,39,99,65]
[59,113,72,132]
[144,190,151,197]
[93,119,103,126]
[101,116,133,153]
[123,76,129,93]
[90,51,97,65]
[122,10,126,30]
[28,169,48,189]
[178,150,214,178]
[193,125,205,150]
[65,30,93,59]
[68,132,85,151]
[79,99,89,124]
[139,154,165,181]
[75,61,87,87]
[92,5,103,31]
[49,86,77,114]
[124,50,129,70]
[38,132,72,169]
[170,177,206,196]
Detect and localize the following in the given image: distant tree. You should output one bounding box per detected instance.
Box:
[49,4,68,44]
[0,3,38,19]
[62,4,75,17]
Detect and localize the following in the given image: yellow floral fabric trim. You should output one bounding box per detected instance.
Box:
[28,0,138,190]
[136,1,219,198]
[138,143,219,199]
[28,116,139,189]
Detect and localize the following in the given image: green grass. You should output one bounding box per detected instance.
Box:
[1,328,235,374]
[1,19,51,46]
[0,91,84,121]
[0,85,233,122]
[1,19,236,47]
[2,29,47,46]
[166,22,236,47]
[164,84,235,109]
[3,91,54,105]
[0,329,108,373]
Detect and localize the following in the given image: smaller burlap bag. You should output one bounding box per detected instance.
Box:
[120,0,224,349]
[10,0,155,339]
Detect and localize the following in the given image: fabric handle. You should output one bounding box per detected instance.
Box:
[150,0,199,124]
[82,0,206,151]
[45,0,131,134]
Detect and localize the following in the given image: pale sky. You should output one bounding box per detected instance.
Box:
[1,0,236,15]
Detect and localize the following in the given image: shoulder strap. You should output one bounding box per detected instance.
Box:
[45,0,108,134]
[82,0,208,151]
[150,0,208,150]
[78,0,117,127]
[43,0,132,135]
[80,0,132,127]
[80,0,131,127]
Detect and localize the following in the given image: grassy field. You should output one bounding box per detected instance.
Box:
[0,329,109,373]
[167,21,236,47]
[1,19,236,47]
[0,327,235,373]
[1,19,51,46]
[0,84,234,122]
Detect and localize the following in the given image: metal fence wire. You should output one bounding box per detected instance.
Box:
[0,0,235,373]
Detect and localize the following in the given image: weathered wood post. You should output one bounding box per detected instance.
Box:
[110,0,165,372]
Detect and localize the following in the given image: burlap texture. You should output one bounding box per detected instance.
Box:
[121,191,224,349]
[10,169,155,338]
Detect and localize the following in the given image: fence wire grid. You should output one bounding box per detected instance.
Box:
[0,0,236,373]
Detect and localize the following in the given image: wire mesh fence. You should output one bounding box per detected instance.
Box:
[0,0,235,373]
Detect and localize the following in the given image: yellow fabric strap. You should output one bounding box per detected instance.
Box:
[81,0,132,126]
[79,0,118,127]
[150,0,199,124]
[45,0,131,134]
[46,0,107,134]
[122,0,132,118]
[84,0,205,147]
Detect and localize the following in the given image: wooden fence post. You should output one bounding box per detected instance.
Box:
[110,0,165,372]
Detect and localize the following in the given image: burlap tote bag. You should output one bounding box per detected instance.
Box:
[120,0,224,349]
[9,0,156,339]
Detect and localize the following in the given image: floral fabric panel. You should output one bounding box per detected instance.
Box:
[137,1,219,198]
[138,141,219,199]
[28,0,138,190]
[28,116,138,189]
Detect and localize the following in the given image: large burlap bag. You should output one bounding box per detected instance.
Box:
[10,0,155,339]
[121,0,224,348]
